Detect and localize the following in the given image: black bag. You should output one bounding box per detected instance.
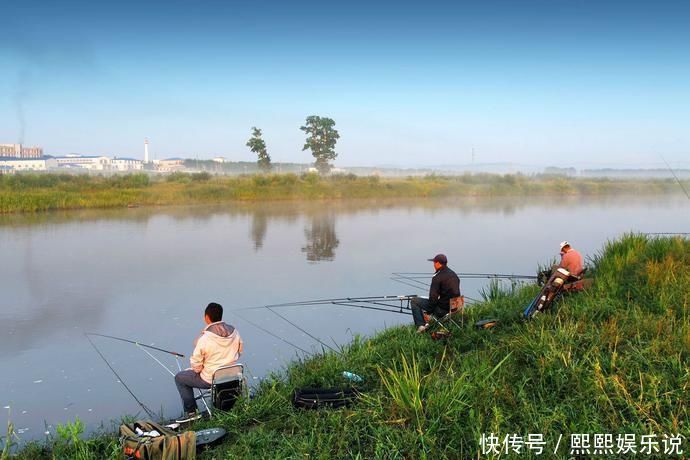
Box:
[292,387,359,410]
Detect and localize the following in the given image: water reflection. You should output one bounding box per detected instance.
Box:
[302,213,340,262]
[251,211,268,250]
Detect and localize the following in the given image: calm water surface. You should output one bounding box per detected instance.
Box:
[1,196,687,440]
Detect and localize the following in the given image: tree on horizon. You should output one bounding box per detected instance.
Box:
[300,116,340,174]
[246,127,271,172]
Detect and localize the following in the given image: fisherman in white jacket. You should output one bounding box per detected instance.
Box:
[174,302,243,422]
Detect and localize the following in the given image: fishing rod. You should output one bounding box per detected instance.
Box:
[662,156,690,200]
[258,294,418,309]
[85,333,157,419]
[85,332,185,357]
[392,272,537,280]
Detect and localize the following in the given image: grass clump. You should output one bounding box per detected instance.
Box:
[8,234,689,458]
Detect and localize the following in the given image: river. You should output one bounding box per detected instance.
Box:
[1,195,687,441]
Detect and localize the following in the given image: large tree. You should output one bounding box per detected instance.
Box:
[246,127,271,171]
[300,115,340,174]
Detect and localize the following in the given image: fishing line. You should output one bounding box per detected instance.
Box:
[231,310,311,355]
[136,344,176,377]
[267,307,339,353]
[85,333,157,419]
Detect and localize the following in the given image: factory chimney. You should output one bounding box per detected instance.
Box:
[144,138,149,163]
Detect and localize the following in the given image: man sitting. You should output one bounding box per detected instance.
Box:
[174,302,243,422]
[411,254,461,333]
[558,240,584,277]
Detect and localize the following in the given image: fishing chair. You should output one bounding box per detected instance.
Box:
[426,296,465,335]
[195,363,247,417]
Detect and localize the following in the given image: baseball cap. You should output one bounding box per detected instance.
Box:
[559,241,570,250]
[427,254,448,264]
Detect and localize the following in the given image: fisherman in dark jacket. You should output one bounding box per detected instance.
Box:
[411,254,461,333]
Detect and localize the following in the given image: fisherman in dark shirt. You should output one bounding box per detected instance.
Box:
[411,254,461,333]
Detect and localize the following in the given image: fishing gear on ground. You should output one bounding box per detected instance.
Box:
[523,267,592,319]
[120,420,197,460]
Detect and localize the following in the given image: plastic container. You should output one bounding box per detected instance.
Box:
[342,371,363,383]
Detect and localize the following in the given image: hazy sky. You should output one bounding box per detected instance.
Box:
[1,0,688,167]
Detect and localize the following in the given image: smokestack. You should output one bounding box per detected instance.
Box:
[144,138,149,163]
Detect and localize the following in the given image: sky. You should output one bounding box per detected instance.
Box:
[1,0,689,167]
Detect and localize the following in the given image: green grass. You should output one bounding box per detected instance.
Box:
[0,172,686,213]
[6,234,689,458]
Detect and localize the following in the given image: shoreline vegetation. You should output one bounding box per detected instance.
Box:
[4,234,688,458]
[0,172,687,214]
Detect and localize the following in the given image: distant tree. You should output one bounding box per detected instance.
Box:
[246,127,271,171]
[300,115,340,174]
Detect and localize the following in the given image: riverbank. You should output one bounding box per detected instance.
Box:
[6,234,688,458]
[0,172,685,213]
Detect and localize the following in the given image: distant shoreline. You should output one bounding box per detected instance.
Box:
[0,172,685,214]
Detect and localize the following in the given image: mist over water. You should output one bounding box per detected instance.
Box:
[0,196,687,441]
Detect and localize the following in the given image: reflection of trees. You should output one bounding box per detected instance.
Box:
[251,211,268,250]
[302,214,340,262]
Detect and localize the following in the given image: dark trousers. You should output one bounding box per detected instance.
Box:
[174,370,211,413]
[411,297,434,327]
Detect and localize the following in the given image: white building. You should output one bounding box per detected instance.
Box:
[54,155,112,170]
[0,157,57,172]
[212,157,227,163]
[111,157,143,171]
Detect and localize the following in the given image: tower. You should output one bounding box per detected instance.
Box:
[144,138,149,163]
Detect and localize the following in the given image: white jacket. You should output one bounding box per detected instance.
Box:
[190,321,243,384]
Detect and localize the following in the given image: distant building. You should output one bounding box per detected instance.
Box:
[54,155,111,170]
[111,157,143,171]
[212,157,227,163]
[0,157,57,172]
[155,158,185,172]
[21,146,43,158]
[0,144,43,158]
[0,144,21,157]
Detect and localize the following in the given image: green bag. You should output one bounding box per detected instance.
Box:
[120,420,196,460]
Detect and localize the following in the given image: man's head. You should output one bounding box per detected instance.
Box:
[427,253,448,271]
[559,241,571,254]
[204,302,223,324]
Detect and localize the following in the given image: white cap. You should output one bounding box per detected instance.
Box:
[559,241,570,250]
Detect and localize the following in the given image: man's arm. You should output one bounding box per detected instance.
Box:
[428,275,441,307]
[189,335,205,373]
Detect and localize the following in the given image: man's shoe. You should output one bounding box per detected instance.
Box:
[175,411,201,423]
[416,324,429,333]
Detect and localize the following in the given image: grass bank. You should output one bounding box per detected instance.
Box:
[0,172,686,213]
[6,234,688,458]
